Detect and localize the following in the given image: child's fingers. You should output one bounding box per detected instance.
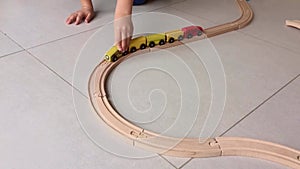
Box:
[65,17,70,24]
[115,40,122,52]
[121,37,131,52]
[66,14,76,24]
[121,39,126,52]
[75,15,80,25]
[75,13,84,25]
[115,39,123,52]
[85,13,93,23]
[121,29,128,52]
[117,43,122,52]
[114,29,122,51]
[126,36,131,51]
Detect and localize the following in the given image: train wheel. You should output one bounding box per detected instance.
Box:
[140,44,146,49]
[168,38,175,43]
[187,34,193,39]
[149,42,155,48]
[197,31,202,36]
[159,40,165,45]
[178,35,184,41]
[122,51,129,56]
[130,47,137,53]
[112,55,118,62]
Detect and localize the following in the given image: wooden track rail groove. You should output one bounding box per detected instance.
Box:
[88,0,300,168]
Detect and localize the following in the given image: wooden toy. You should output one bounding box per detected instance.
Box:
[129,36,147,53]
[90,0,300,168]
[104,26,204,62]
[146,33,166,47]
[165,30,184,43]
[104,46,123,62]
[181,25,204,39]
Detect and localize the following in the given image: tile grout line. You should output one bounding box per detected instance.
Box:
[0,30,26,59]
[237,30,300,56]
[0,29,89,99]
[26,50,89,99]
[178,157,193,169]
[219,73,300,137]
[26,25,103,50]
[0,49,25,59]
[0,25,103,53]
[158,155,181,169]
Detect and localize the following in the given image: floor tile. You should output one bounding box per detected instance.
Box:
[153,6,216,28]
[240,0,300,54]
[182,156,288,169]
[0,0,103,49]
[224,76,300,150]
[0,51,175,169]
[0,0,184,49]
[0,31,23,57]
[162,156,192,168]
[170,0,240,25]
[208,31,300,137]
[28,29,97,84]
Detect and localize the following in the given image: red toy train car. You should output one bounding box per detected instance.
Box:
[182,25,204,39]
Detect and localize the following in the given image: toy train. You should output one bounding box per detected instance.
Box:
[104,25,204,62]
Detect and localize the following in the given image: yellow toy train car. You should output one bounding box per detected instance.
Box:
[165,30,184,43]
[129,36,147,53]
[146,33,166,47]
[104,46,123,62]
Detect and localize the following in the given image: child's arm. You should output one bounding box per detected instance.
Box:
[114,0,134,52]
[66,0,95,25]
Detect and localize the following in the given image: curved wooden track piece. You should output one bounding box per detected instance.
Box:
[88,0,300,168]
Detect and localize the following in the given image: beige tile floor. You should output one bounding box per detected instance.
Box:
[0,31,23,57]
[1,0,300,168]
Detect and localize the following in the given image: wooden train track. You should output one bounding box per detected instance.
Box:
[88,0,300,168]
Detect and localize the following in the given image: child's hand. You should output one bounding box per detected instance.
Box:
[66,7,95,25]
[114,16,133,52]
